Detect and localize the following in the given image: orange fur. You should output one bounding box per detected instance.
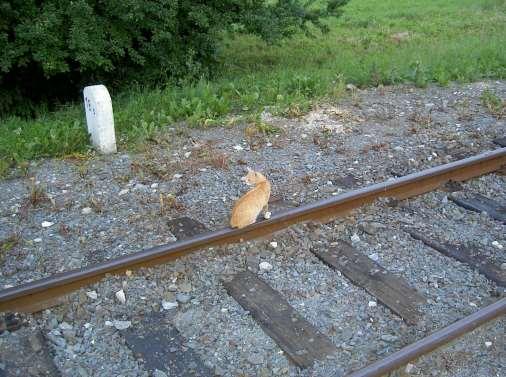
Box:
[230,169,271,228]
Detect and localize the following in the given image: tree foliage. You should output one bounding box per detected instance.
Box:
[0,0,348,116]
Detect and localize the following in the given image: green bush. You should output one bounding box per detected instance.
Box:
[0,0,348,117]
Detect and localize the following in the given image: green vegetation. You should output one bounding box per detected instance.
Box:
[1,0,345,116]
[480,89,505,117]
[255,122,282,135]
[1,0,505,177]
[0,234,19,259]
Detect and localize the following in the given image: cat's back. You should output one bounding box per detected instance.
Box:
[230,184,269,228]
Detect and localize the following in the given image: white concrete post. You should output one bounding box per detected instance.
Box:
[83,85,117,154]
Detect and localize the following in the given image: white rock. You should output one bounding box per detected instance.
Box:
[59,322,73,330]
[485,341,492,348]
[259,262,273,272]
[368,301,377,308]
[115,289,126,304]
[264,211,272,219]
[33,238,42,243]
[150,183,159,189]
[113,320,131,330]
[81,207,92,215]
[269,241,278,249]
[41,221,54,228]
[162,301,179,310]
[153,370,168,377]
[176,293,191,304]
[104,321,113,327]
[118,189,129,196]
[233,145,244,151]
[86,291,98,300]
[184,151,191,158]
[83,85,117,154]
[350,233,360,243]
[369,253,379,262]
[405,363,415,374]
[173,174,183,179]
[491,241,503,250]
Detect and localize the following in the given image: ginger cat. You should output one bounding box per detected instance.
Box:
[230,169,271,229]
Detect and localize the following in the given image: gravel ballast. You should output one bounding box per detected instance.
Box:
[0,81,505,376]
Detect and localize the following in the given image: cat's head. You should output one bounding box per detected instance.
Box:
[241,168,266,185]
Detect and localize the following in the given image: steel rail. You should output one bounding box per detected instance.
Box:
[0,148,505,313]
[346,298,506,377]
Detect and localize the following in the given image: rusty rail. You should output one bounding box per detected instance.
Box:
[346,298,506,377]
[0,148,505,313]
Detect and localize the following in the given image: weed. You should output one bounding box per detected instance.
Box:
[350,90,361,108]
[130,159,171,181]
[301,175,313,185]
[284,102,311,118]
[0,159,10,179]
[244,120,280,138]
[159,193,184,215]
[328,75,347,98]
[14,161,30,178]
[209,153,230,170]
[408,111,432,127]
[255,122,280,135]
[244,125,258,139]
[76,163,89,179]
[190,141,230,171]
[89,197,103,213]
[480,89,505,117]
[27,178,49,207]
[313,126,334,148]
[62,151,93,162]
[284,75,322,98]
[0,234,20,257]
[362,143,389,153]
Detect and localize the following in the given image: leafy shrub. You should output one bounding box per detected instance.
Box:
[0,0,348,116]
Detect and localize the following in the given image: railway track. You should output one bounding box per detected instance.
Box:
[0,147,505,376]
